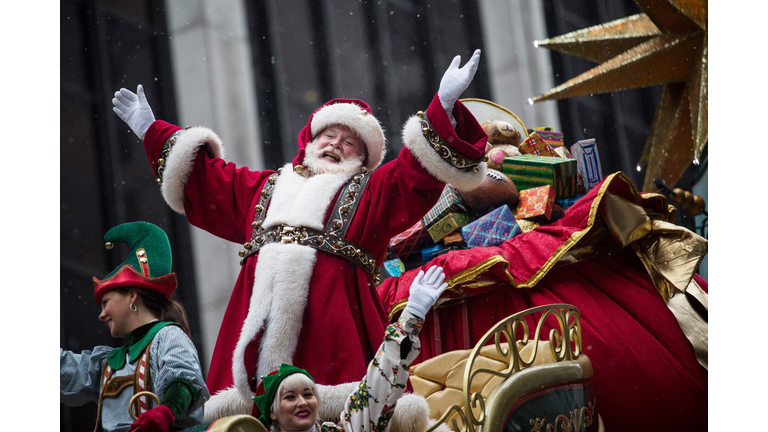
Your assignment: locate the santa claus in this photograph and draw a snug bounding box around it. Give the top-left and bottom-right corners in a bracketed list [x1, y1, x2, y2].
[112, 50, 488, 421]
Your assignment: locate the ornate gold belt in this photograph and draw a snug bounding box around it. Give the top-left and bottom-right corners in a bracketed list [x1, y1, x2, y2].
[239, 169, 381, 283]
[244, 223, 379, 282]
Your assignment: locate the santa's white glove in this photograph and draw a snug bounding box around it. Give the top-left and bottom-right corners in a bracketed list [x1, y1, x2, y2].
[404, 266, 448, 319]
[438, 49, 481, 129]
[112, 84, 156, 140]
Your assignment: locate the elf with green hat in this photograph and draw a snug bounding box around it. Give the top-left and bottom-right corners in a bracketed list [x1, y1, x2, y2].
[61, 221, 210, 432]
[250, 266, 448, 432]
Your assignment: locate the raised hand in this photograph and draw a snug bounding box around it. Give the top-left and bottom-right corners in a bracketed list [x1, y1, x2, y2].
[112, 84, 156, 140]
[404, 266, 449, 319]
[438, 49, 481, 126]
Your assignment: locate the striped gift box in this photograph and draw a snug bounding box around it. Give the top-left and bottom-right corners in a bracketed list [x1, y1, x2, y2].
[570, 139, 604, 192]
[502, 155, 578, 199]
[422, 185, 466, 228]
[515, 185, 556, 220]
[427, 212, 471, 243]
[527, 126, 553, 134]
[461, 205, 522, 247]
[537, 130, 564, 147]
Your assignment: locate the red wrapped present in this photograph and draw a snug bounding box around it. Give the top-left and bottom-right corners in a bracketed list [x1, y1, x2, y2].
[515, 185, 556, 220]
[389, 220, 430, 261]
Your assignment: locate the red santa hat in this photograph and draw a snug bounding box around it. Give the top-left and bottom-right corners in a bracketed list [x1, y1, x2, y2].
[293, 99, 386, 172]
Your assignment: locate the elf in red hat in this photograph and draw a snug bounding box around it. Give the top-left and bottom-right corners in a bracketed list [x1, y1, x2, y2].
[60, 222, 210, 432]
[251, 266, 447, 432]
[112, 50, 488, 420]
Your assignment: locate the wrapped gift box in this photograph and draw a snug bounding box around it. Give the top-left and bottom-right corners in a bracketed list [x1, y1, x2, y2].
[427, 212, 471, 243]
[537, 130, 564, 148]
[527, 126, 553, 134]
[422, 185, 467, 228]
[422, 244, 463, 261]
[502, 155, 578, 199]
[421, 244, 443, 262]
[555, 194, 585, 211]
[519, 132, 560, 158]
[515, 185, 556, 220]
[389, 220, 430, 261]
[382, 258, 405, 278]
[442, 232, 465, 247]
[553, 146, 572, 159]
[570, 139, 604, 192]
[461, 205, 522, 247]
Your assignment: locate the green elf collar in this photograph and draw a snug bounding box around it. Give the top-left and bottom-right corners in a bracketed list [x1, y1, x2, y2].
[107, 321, 179, 370]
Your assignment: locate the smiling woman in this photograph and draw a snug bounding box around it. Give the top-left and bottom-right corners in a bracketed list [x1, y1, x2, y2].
[251, 266, 449, 432]
[60, 222, 209, 432]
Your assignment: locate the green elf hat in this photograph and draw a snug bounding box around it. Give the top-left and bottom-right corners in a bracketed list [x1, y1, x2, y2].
[92, 221, 177, 306]
[252, 364, 315, 427]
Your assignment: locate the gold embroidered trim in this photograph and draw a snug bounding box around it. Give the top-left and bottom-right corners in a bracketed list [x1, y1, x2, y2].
[155, 127, 191, 186]
[418, 112, 483, 173]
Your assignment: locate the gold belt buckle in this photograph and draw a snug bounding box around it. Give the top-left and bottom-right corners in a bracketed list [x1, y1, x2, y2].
[279, 225, 299, 244]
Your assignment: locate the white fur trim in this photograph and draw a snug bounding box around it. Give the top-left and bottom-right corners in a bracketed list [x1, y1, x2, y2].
[232, 164, 356, 400]
[160, 126, 225, 214]
[402, 115, 487, 191]
[316, 382, 359, 423]
[390, 393, 431, 432]
[311, 102, 386, 171]
[203, 387, 253, 421]
[427, 419, 454, 432]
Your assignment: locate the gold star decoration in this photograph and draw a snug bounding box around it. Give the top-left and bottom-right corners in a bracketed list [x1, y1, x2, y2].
[529, 0, 707, 192]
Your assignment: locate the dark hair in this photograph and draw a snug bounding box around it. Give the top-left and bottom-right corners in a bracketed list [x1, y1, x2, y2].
[115, 288, 192, 337]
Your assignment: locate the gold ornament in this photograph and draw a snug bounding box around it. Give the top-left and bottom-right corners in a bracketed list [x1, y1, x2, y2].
[529, 0, 707, 192]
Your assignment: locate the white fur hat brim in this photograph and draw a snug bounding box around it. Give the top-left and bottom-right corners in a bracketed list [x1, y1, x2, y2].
[310, 102, 386, 171]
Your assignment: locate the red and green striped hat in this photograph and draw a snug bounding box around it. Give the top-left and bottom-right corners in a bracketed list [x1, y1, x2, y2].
[92, 222, 177, 305]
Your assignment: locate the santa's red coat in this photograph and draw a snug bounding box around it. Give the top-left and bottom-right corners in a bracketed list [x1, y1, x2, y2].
[142, 94, 488, 402]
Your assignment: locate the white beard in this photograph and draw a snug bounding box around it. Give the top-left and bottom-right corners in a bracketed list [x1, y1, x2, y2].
[303, 142, 364, 176]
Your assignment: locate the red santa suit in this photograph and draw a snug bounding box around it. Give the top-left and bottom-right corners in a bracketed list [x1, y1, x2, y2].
[141, 95, 487, 416]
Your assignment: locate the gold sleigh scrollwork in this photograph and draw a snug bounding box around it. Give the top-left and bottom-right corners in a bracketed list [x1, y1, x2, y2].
[425, 304, 582, 432]
[528, 400, 596, 432]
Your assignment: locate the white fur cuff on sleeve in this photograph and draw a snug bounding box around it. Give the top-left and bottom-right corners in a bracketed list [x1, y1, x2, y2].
[402, 116, 486, 191]
[160, 126, 226, 214]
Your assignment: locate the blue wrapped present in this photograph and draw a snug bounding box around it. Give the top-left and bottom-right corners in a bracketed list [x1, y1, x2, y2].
[421, 244, 443, 262]
[382, 258, 405, 278]
[461, 205, 522, 248]
[555, 194, 585, 211]
[570, 139, 603, 192]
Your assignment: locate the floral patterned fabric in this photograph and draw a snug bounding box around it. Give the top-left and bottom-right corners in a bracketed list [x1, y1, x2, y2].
[321, 315, 422, 432]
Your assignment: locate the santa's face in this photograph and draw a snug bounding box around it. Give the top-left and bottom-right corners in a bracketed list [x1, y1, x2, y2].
[304, 125, 366, 175]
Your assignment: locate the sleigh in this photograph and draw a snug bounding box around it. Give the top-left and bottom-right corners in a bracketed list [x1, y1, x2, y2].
[154, 304, 600, 432]
[411, 304, 604, 432]
[377, 170, 708, 431]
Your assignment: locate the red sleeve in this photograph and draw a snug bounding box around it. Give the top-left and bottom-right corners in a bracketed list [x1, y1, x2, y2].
[425, 93, 487, 160]
[143, 120, 272, 244]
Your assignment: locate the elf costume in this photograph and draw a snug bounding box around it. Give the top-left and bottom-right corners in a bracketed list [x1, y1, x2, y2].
[60, 222, 210, 432]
